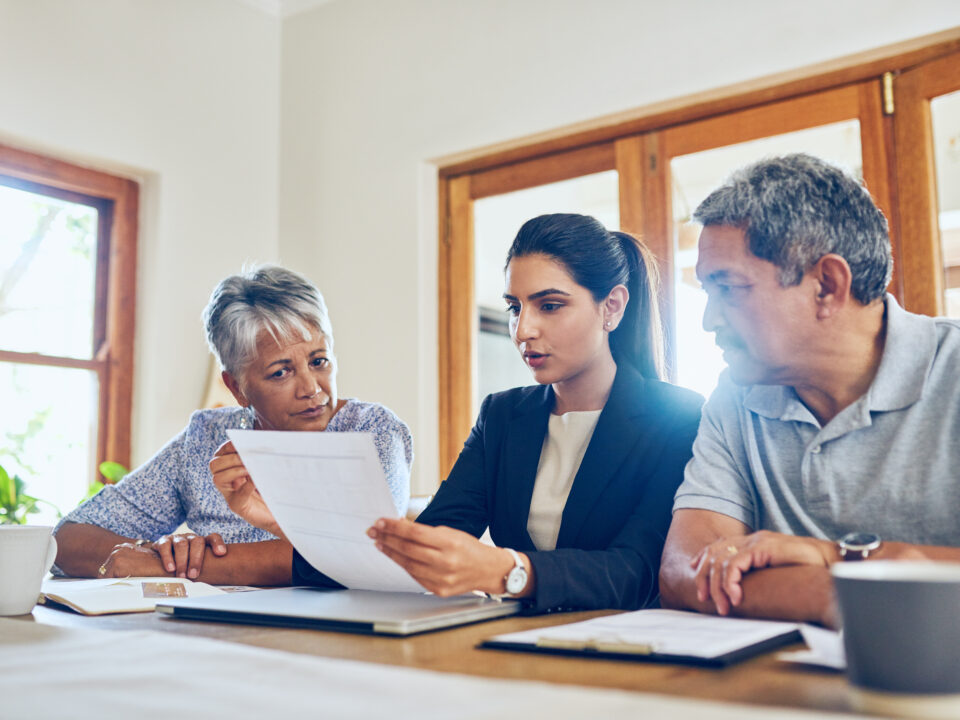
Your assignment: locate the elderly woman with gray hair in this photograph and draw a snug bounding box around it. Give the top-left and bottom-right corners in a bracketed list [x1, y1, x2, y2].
[53, 265, 412, 584]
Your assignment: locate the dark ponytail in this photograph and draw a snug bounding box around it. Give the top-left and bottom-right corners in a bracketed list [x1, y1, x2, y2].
[505, 214, 665, 381]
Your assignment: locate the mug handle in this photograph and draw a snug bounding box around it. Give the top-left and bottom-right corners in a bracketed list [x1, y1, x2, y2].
[43, 535, 58, 575]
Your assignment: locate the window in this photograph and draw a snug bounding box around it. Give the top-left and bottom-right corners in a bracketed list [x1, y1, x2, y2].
[0, 144, 137, 522]
[474, 170, 619, 411]
[437, 33, 960, 479]
[895, 51, 960, 316]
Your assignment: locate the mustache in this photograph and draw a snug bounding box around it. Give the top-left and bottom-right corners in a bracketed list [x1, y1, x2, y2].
[715, 332, 746, 351]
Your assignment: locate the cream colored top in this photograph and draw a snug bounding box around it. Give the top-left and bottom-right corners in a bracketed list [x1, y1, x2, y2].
[527, 409, 603, 551]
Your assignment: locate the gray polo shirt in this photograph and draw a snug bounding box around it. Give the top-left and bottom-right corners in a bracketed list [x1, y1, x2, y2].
[674, 295, 960, 545]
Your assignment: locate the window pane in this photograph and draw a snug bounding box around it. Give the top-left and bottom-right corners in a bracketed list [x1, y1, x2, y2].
[670, 121, 863, 398]
[473, 171, 619, 409]
[0, 183, 99, 359]
[930, 90, 960, 318]
[0, 362, 99, 524]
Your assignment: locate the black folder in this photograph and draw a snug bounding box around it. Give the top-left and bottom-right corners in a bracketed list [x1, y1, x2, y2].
[478, 609, 803, 667]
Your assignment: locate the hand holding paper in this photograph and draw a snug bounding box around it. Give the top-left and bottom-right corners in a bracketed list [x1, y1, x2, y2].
[211, 440, 284, 538]
[368, 518, 519, 597]
[227, 430, 424, 593]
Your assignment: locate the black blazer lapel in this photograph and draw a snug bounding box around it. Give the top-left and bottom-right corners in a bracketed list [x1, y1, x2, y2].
[501, 384, 552, 548]
[555, 365, 653, 548]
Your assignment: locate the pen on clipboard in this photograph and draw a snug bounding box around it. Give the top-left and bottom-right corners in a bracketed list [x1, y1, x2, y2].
[535, 636, 656, 655]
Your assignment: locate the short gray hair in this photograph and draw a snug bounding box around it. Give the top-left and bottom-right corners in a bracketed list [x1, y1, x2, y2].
[202, 265, 334, 376]
[693, 153, 892, 304]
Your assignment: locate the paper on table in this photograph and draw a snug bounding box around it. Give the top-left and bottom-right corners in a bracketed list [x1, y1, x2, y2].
[488, 609, 801, 659]
[228, 430, 424, 593]
[41, 577, 225, 615]
[778, 624, 846, 670]
[1, 618, 861, 720]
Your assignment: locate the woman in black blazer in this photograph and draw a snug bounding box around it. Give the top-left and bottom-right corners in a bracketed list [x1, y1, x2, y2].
[369, 214, 703, 611]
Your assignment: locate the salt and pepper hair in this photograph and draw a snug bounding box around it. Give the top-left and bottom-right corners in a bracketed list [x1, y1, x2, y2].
[693, 153, 892, 305]
[202, 265, 334, 377]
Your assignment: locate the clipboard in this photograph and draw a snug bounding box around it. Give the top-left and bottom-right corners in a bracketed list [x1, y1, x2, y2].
[479, 609, 803, 667]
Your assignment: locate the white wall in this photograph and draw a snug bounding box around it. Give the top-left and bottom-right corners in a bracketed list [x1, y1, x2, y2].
[4, 0, 960, 492]
[0, 0, 280, 465]
[279, 0, 960, 494]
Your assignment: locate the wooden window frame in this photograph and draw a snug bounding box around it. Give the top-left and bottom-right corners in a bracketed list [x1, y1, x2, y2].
[0, 143, 138, 471]
[894, 52, 960, 316]
[437, 29, 960, 478]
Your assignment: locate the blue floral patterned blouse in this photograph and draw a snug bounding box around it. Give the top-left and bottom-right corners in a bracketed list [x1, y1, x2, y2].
[54, 400, 412, 571]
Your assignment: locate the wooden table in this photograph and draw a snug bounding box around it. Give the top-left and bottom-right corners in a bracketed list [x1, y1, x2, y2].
[25, 605, 855, 715]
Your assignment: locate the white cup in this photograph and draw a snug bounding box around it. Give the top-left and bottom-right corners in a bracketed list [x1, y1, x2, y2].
[0, 525, 58, 615]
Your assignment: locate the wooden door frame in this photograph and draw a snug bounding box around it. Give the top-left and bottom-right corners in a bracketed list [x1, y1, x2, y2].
[436, 29, 960, 479]
[438, 145, 618, 475]
[652, 79, 897, 343]
[894, 52, 960, 316]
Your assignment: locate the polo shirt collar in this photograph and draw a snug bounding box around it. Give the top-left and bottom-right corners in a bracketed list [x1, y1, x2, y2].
[743, 383, 811, 423]
[742, 294, 936, 421]
[867, 294, 937, 411]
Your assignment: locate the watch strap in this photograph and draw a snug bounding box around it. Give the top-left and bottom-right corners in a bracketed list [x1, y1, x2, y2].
[492, 547, 527, 599]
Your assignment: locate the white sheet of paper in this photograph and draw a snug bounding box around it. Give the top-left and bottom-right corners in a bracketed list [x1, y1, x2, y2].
[777, 624, 846, 670]
[489, 609, 801, 659]
[1, 618, 859, 720]
[228, 430, 424, 593]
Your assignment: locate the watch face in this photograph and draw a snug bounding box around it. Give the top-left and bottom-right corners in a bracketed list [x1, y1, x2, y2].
[842, 532, 881, 548]
[505, 566, 528, 595]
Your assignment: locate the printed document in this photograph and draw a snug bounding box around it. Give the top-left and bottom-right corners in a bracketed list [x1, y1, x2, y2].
[228, 430, 424, 593]
[778, 624, 846, 670]
[488, 609, 801, 660]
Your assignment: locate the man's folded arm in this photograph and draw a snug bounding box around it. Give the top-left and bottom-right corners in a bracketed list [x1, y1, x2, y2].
[659, 509, 836, 626]
[659, 508, 747, 613]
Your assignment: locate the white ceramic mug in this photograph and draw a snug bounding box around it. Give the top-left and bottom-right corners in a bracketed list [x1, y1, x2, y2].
[0, 525, 58, 615]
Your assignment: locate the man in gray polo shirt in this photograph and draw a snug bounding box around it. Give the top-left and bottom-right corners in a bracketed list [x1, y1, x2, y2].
[659, 154, 960, 626]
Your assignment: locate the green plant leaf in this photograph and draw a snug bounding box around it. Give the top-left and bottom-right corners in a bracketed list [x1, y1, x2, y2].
[98, 461, 129, 484]
[83, 481, 106, 502]
[0, 464, 12, 509]
[0, 469, 61, 523]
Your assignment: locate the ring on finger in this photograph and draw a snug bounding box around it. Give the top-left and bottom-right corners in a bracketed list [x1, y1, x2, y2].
[726, 545, 738, 554]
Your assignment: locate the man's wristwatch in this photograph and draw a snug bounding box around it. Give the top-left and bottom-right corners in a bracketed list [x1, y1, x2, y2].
[502, 547, 528, 596]
[837, 532, 882, 561]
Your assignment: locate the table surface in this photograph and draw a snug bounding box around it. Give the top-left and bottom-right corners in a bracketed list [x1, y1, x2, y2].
[24, 603, 855, 715]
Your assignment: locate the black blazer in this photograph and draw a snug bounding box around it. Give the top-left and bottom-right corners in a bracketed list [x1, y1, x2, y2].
[418, 363, 702, 612]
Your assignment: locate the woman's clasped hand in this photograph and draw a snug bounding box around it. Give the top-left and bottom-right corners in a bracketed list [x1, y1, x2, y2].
[96, 532, 227, 579]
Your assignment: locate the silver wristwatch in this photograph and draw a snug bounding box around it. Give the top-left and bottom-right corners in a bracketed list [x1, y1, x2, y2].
[837, 532, 882, 561]
[502, 547, 528, 596]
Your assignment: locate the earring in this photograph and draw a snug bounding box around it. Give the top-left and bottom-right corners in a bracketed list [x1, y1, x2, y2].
[605, 320, 612, 329]
[238, 407, 253, 429]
